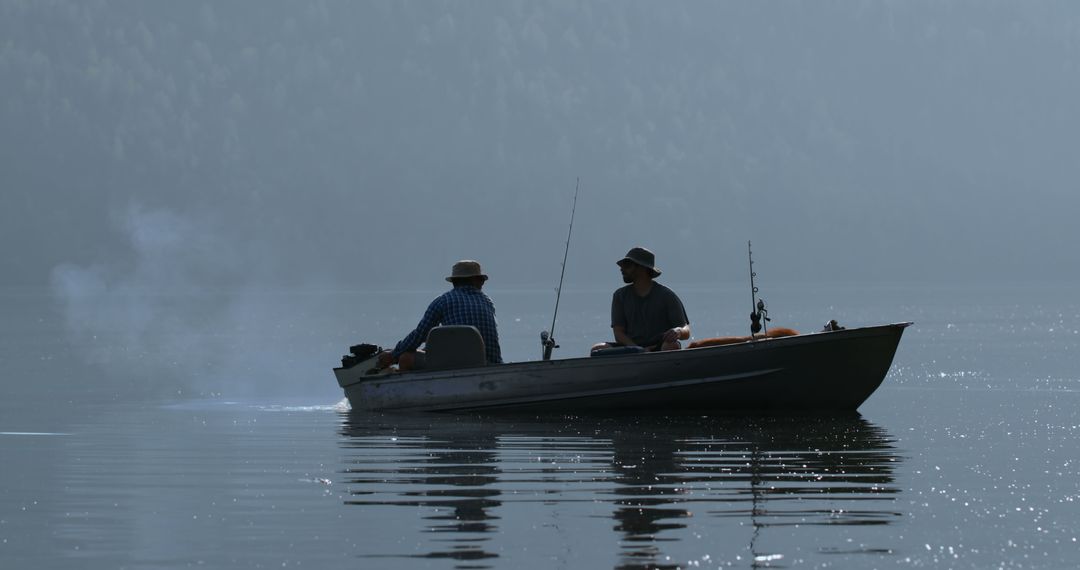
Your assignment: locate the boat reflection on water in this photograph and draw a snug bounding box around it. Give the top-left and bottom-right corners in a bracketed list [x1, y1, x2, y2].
[606, 415, 901, 569]
[339, 416, 503, 564]
[339, 413, 902, 569]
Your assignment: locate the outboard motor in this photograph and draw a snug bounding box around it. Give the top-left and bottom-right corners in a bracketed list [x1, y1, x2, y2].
[341, 343, 382, 369]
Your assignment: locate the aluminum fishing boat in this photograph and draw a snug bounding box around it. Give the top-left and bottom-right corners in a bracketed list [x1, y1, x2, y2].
[333, 322, 911, 413]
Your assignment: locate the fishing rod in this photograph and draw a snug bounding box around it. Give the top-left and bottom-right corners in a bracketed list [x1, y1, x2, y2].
[541, 178, 579, 361]
[748, 240, 769, 337]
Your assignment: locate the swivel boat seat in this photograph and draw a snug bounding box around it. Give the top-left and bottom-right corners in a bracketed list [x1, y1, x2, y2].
[424, 325, 487, 371]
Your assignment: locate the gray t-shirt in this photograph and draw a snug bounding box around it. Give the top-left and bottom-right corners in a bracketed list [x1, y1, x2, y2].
[610, 282, 690, 347]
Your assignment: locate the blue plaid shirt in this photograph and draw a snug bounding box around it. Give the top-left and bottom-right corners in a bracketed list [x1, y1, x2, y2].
[392, 285, 502, 364]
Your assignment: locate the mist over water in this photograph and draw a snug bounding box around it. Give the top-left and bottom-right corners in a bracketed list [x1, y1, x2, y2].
[46, 204, 311, 398]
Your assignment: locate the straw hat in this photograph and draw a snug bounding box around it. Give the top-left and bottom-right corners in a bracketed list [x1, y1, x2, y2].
[445, 260, 489, 282]
[617, 247, 661, 277]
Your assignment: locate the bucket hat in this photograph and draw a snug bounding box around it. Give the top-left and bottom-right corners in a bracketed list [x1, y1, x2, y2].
[617, 247, 661, 277]
[446, 260, 489, 282]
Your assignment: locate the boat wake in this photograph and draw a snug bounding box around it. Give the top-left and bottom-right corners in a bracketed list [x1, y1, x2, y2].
[0, 431, 72, 436]
[256, 399, 350, 413]
[162, 399, 350, 412]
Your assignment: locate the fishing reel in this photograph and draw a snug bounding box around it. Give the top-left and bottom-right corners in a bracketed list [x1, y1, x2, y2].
[750, 299, 770, 335]
[747, 241, 770, 336]
[540, 330, 558, 361]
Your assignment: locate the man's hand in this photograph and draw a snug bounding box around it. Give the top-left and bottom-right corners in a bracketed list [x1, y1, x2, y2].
[662, 328, 680, 344]
[376, 350, 394, 369]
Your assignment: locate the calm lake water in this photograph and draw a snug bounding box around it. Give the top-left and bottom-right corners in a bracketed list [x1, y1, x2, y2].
[2, 282, 1078, 569]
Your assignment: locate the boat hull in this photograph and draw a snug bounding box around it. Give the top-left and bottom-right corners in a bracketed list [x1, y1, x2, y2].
[334, 323, 911, 413]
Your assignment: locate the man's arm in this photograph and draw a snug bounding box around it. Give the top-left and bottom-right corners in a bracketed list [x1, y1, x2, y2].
[482, 295, 502, 364]
[612, 325, 637, 347]
[661, 287, 691, 345]
[661, 324, 690, 344]
[610, 289, 636, 346]
[390, 297, 444, 360]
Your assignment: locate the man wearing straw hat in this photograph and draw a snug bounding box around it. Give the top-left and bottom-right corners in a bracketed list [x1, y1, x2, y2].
[377, 260, 503, 370]
[592, 247, 690, 353]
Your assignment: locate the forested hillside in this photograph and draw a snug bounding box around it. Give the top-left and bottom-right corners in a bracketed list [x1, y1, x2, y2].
[3, 1, 1079, 289]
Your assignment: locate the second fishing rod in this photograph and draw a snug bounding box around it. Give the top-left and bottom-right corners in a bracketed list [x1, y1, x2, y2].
[540, 178, 579, 361]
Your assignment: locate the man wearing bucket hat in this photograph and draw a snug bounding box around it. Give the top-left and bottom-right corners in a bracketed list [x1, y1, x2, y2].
[592, 246, 690, 353]
[377, 260, 502, 370]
